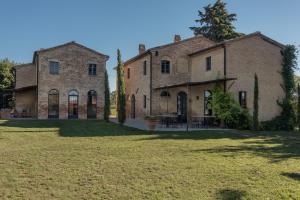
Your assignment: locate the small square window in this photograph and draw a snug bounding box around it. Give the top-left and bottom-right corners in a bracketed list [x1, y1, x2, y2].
[206, 56, 211, 71]
[88, 64, 97, 75]
[49, 61, 59, 75]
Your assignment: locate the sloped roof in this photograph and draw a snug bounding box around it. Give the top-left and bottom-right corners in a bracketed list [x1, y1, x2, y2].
[189, 32, 286, 57]
[33, 41, 109, 63]
[123, 35, 215, 66]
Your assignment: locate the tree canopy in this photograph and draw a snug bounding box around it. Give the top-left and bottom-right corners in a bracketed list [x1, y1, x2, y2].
[116, 49, 126, 124]
[0, 58, 15, 90]
[190, 0, 242, 42]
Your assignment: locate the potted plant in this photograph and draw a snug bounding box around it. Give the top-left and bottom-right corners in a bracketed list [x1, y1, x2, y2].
[144, 115, 159, 131]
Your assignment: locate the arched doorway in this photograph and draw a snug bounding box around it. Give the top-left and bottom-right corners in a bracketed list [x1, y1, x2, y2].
[68, 90, 79, 119]
[48, 89, 59, 119]
[177, 91, 187, 122]
[131, 94, 135, 119]
[87, 90, 97, 119]
[204, 90, 213, 116]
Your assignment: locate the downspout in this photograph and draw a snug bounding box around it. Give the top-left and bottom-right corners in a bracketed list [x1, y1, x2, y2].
[36, 54, 39, 119]
[149, 51, 153, 116]
[223, 45, 227, 92]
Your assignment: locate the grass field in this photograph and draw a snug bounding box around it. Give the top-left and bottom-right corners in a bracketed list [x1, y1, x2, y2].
[0, 120, 300, 199]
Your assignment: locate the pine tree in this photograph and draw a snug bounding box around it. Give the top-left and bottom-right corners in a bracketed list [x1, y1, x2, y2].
[116, 49, 126, 124]
[253, 73, 259, 130]
[104, 70, 110, 122]
[190, 0, 242, 42]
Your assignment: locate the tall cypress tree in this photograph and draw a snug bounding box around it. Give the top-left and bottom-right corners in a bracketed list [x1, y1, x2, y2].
[190, 0, 242, 42]
[116, 49, 126, 124]
[297, 84, 300, 131]
[253, 73, 259, 130]
[104, 70, 110, 122]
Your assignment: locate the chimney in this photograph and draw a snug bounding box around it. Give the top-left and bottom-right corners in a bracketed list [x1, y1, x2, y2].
[139, 44, 146, 54]
[174, 35, 181, 43]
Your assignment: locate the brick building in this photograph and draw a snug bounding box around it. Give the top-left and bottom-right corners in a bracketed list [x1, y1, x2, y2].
[14, 41, 109, 119]
[122, 32, 285, 123]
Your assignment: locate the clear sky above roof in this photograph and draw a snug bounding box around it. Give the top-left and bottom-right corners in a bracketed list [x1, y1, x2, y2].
[1, 0, 299, 90]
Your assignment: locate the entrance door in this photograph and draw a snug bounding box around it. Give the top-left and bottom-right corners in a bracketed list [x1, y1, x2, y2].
[177, 91, 187, 122]
[87, 90, 97, 119]
[131, 94, 135, 119]
[68, 90, 79, 119]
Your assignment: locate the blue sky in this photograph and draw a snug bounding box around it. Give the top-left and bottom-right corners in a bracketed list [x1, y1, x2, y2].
[1, 0, 299, 91]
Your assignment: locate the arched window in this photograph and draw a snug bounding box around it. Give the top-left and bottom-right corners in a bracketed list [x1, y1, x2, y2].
[87, 90, 97, 119]
[48, 89, 59, 119]
[204, 90, 212, 116]
[68, 89, 79, 119]
[161, 60, 170, 74]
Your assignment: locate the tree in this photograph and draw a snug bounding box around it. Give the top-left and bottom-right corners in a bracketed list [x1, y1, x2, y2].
[297, 84, 300, 131]
[116, 49, 126, 124]
[190, 0, 242, 42]
[211, 84, 251, 129]
[253, 73, 259, 130]
[104, 69, 110, 122]
[0, 58, 15, 90]
[276, 45, 298, 130]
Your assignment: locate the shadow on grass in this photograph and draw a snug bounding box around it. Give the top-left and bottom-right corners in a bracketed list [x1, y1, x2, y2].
[192, 133, 300, 162]
[217, 189, 246, 200]
[281, 172, 300, 181]
[0, 120, 146, 137]
[1, 120, 300, 162]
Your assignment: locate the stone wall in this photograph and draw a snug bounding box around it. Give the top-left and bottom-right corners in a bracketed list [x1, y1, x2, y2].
[15, 89, 37, 117]
[37, 43, 108, 119]
[15, 64, 37, 89]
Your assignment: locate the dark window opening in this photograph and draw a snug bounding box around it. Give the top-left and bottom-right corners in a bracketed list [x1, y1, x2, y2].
[155, 51, 159, 56]
[143, 61, 147, 75]
[127, 68, 130, 79]
[143, 95, 146, 108]
[160, 91, 170, 97]
[88, 64, 97, 75]
[206, 56, 211, 71]
[68, 90, 79, 119]
[48, 89, 59, 119]
[49, 61, 59, 74]
[161, 60, 170, 74]
[239, 91, 247, 108]
[87, 90, 97, 118]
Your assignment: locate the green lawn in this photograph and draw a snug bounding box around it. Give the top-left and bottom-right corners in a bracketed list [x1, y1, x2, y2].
[0, 120, 300, 199]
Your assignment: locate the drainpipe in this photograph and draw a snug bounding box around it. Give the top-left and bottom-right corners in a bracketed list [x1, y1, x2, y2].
[223, 45, 227, 92]
[150, 51, 153, 116]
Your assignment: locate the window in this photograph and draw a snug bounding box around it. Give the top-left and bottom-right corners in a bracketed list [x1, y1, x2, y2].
[88, 64, 97, 75]
[206, 56, 211, 71]
[204, 90, 212, 116]
[48, 89, 59, 119]
[143, 95, 147, 108]
[161, 60, 170, 74]
[155, 51, 159, 56]
[127, 68, 130, 79]
[143, 61, 147, 75]
[49, 61, 59, 74]
[68, 90, 79, 119]
[239, 91, 247, 108]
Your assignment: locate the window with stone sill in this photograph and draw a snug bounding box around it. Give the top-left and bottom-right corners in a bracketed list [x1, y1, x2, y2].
[88, 64, 97, 75]
[49, 61, 59, 75]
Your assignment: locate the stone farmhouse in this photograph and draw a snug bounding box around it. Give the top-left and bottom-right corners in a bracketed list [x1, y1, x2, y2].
[14, 42, 109, 119]
[122, 32, 285, 124]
